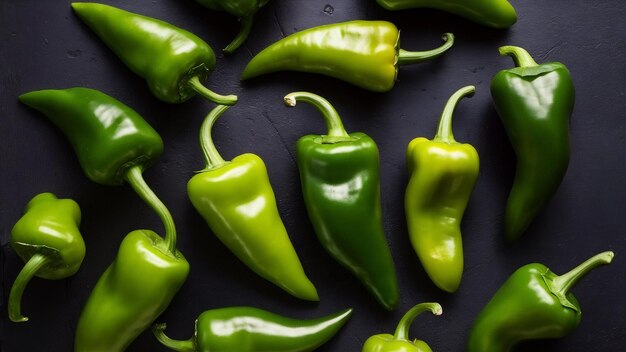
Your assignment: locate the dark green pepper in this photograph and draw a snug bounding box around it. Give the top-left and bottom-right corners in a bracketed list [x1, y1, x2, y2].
[284, 92, 399, 310]
[491, 46, 575, 241]
[152, 307, 353, 351]
[467, 251, 614, 351]
[242, 21, 453, 92]
[72, 2, 237, 105]
[8, 193, 85, 323]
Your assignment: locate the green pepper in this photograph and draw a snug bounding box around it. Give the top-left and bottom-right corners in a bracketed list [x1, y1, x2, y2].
[491, 46, 575, 241]
[405, 86, 479, 293]
[241, 21, 454, 92]
[71, 2, 237, 105]
[195, 0, 270, 53]
[187, 105, 318, 301]
[152, 307, 353, 351]
[376, 0, 517, 29]
[362, 302, 442, 352]
[284, 92, 399, 310]
[8, 193, 85, 323]
[467, 251, 614, 352]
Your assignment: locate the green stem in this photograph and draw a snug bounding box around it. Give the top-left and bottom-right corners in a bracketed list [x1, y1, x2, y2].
[199, 105, 230, 170]
[433, 85, 475, 143]
[125, 166, 177, 253]
[552, 251, 614, 296]
[397, 33, 454, 66]
[152, 323, 196, 352]
[499, 46, 538, 67]
[284, 92, 351, 143]
[8, 253, 51, 322]
[393, 302, 442, 340]
[188, 76, 238, 105]
[223, 16, 254, 54]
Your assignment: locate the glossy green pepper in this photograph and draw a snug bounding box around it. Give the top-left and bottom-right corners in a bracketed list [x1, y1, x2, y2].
[491, 46, 575, 241]
[152, 307, 353, 351]
[468, 251, 614, 352]
[241, 21, 454, 92]
[187, 105, 318, 301]
[8, 193, 85, 323]
[72, 2, 237, 105]
[284, 92, 399, 310]
[362, 302, 442, 352]
[405, 86, 479, 293]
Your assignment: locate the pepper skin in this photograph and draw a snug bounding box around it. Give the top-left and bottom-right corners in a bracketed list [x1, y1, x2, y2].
[241, 21, 454, 92]
[405, 86, 479, 293]
[284, 92, 399, 310]
[152, 307, 352, 351]
[467, 251, 614, 352]
[491, 46, 575, 241]
[8, 193, 85, 323]
[187, 105, 318, 301]
[376, 0, 517, 29]
[362, 302, 442, 352]
[71, 2, 237, 105]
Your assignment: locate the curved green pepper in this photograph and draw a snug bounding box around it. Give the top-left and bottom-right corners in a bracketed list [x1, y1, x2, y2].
[152, 307, 352, 351]
[491, 46, 575, 241]
[8, 193, 85, 323]
[405, 86, 479, 293]
[241, 21, 454, 92]
[284, 92, 399, 310]
[362, 302, 442, 352]
[467, 251, 614, 352]
[71, 2, 237, 105]
[187, 105, 318, 301]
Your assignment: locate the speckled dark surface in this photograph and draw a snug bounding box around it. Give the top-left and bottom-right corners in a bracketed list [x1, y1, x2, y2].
[1, 1, 625, 351]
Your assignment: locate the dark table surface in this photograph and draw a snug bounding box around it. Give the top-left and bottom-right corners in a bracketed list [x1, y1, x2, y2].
[2, 1, 625, 351]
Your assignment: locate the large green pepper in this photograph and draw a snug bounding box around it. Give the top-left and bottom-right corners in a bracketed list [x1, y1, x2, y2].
[152, 307, 352, 351]
[8, 193, 85, 323]
[491, 46, 575, 241]
[187, 105, 318, 301]
[467, 251, 614, 351]
[241, 21, 453, 92]
[405, 86, 479, 293]
[71, 2, 237, 105]
[284, 92, 399, 310]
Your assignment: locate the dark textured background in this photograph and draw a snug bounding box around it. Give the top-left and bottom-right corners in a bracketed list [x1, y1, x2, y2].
[1, 1, 625, 351]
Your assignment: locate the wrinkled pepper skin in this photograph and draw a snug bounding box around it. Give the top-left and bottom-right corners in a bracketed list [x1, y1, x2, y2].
[491, 46, 575, 241]
[152, 307, 353, 351]
[285, 92, 399, 310]
[405, 86, 479, 293]
[376, 0, 517, 29]
[8, 193, 85, 322]
[468, 251, 614, 352]
[242, 21, 453, 92]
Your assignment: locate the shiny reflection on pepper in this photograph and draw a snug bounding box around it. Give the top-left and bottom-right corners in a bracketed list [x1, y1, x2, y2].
[510, 72, 558, 119]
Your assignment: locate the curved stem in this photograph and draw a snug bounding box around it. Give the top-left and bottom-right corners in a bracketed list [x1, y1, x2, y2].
[8, 253, 51, 322]
[393, 302, 443, 340]
[552, 251, 614, 296]
[199, 105, 230, 170]
[223, 16, 254, 54]
[125, 166, 177, 253]
[188, 76, 238, 105]
[152, 323, 196, 352]
[284, 92, 351, 143]
[397, 33, 454, 66]
[433, 85, 475, 143]
[499, 46, 538, 68]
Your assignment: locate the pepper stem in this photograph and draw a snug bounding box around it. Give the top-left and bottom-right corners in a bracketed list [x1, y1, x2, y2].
[223, 16, 254, 54]
[499, 46, 538, 67]
[8, 253, 51, 322]
[199, 105, 230, 170]
[152, 323, 196, 352]
[188, 76, 238, 105]
[284, 92, 351, 143]
[125, 166, 177, 253]
[393, 302, 443, 340]
[552, 251, 614, 297]
[397, 33, 454, 66]
[433, 85, 475, 143]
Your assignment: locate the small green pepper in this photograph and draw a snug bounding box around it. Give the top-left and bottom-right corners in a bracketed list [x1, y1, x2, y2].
[8, 193, 85, 323]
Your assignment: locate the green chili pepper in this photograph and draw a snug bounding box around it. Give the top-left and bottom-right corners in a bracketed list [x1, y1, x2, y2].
[195, 0, 270, 54]
[491, 46, 575, 241]
[152, 307, 352, 351]
[467, 251, 614, 352]
[8, 193, 85, 323]
[405, 86, 479, 293]
[241, 21, 454, 92]
[376, 0, 517, 29]
[187, 105, 318, 301]
[71, 2, 237, 105]
[362, 302, 442, 352]
[284, 92, 399, 310]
